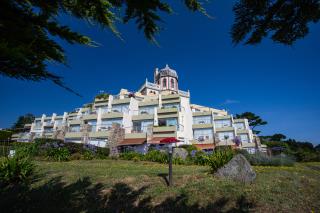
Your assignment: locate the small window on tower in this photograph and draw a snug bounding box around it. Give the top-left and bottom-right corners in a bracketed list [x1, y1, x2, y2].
[163, 78, 167, 88]
[171, 79, 175, 89]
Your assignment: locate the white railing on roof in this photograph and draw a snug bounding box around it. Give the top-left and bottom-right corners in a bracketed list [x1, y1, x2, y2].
[178, 90, 189, 97]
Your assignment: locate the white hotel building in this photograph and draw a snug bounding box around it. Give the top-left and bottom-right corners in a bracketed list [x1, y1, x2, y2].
[15, 65, 262, 153]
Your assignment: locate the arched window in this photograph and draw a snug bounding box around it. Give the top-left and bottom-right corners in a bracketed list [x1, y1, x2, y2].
[171, 79, 175, 89]
[162, 78, 167, 88]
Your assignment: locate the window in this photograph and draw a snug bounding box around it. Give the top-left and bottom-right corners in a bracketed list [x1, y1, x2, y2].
[162, 78, 167, 88]
[171, 79, 175, 89]
[214, 119, 232, 128]
[112, 104, 129, 113]
[133, 120, 154, 133]
[158, 118, 178, 128]
[139, 106, 156, 115]
[194, 129, 213, 141]
[86, 120, 97, 132]
[193, 116, 212, 124]
[70, 125, 80, 132]
[55, 119, 63, 126]
[234, 122, 245, 130]
[162, 103, 180, 109]
[100, 119, 122, 130]
[97, 106, 108, 114]
[217, 132, 234, 141]
[239, 134, 249, 143]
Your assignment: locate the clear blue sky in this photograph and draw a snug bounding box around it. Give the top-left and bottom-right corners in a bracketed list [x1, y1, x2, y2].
[0, 1, 319, 144]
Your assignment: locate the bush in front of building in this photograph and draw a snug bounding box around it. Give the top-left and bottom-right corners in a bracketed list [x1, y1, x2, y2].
[207, 148, 234, 172]
[83, 150, 94, 160]
[45, 147, 70, 162]
[0, 155, 34, 185]
[144, 150, 168, 164]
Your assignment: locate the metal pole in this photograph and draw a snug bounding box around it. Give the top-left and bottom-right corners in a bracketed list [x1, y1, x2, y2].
[168, 151, 173, 187]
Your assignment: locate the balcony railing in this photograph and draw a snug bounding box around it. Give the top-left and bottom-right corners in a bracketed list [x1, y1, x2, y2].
[178, 90, 189, 97]
[194, 135, 212, 142]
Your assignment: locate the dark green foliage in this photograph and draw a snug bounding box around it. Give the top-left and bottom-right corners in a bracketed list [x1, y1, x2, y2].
[0, 0, 204, 94]
[235, 112, 267, 134]
[120, 152, 144, 161]
[0, 130, 13, 140]
[144, 150, 168, 164]
[95, 93, 109, 100]
[231, 0, 320, 45]
[45, 147, 70, 162]
[96, 147, 110, 159]
[262, 138, 320, 162]
[83, 150, 94, 160]
[12, 114, 35, 130]
[243, 152, 295, 167]
[193, 151, 211, 166]
[208, 148, 234, 172]
[0, 156, 34, 185]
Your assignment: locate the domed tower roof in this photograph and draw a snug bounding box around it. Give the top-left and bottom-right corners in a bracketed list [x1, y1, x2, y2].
[158, 64, 178, 79]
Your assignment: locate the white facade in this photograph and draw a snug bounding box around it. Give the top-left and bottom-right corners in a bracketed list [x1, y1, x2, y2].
[23, 65, 259, 152]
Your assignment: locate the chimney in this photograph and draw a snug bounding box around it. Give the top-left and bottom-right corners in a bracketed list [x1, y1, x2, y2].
[154, 68, 159, 83]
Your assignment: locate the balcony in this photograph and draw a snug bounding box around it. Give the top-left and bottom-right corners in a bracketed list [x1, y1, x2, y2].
[153, 126, 176, 133]
[132, 114, 154, 121]
[161, 94, 180, 100]
[89, 131, 109, 138]
[112, 98, 131, 105]
[192, 123, 213, 129]
[82, 113, 98, 120]
[101, 112, 123, 119]
[215, 126, 235, 132]
[193, 111, 212, 117]
[158, 107, 178, 114]
[138, 100, 159, 107]
[65, 132, 82, 138]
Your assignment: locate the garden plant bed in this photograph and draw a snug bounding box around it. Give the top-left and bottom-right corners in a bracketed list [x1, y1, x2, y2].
[1, 160, 319, 212]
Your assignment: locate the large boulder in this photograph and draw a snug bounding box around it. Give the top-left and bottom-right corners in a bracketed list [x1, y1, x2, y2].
[215, 154, 256, 183]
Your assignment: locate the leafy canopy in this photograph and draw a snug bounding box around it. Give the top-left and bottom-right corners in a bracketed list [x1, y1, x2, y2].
[235, 112, 267, 134]
[12, 113, 35, 130]
[231, 0, 320, 45]
[0, 0, 206, 95]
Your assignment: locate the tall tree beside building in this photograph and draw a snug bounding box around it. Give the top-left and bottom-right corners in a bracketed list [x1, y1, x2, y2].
[12, 113, 35, 130]
[235, 112, 267, 134]
[231, 0, 320, 45]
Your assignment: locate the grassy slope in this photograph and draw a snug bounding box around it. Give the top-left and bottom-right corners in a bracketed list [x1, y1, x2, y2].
[1, 160, 320, 212]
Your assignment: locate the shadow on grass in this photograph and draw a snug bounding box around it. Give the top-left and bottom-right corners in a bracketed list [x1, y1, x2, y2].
[0, 176, 255, 213]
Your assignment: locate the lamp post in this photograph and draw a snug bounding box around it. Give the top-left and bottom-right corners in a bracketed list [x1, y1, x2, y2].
[224, 135, 229, 146]
[160, 137, 179, 187]
[168, 143, 173, 186]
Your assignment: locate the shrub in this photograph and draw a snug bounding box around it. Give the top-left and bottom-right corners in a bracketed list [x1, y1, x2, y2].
[208, 148, 234, 172]
[14, 143, 40, 158]
[69, 153, 82, 161]
[172, 157, 185, 165]
[83, 150, 94, 160]
[144, 150, 168, 164]
[0, 156, 34, 184]
[193, 151, 210, 166]
[244, 152, 295, 166]
[64, 142, 85, 154]
[120, 152, 143, 160]
[96, 147, 110, 159]
[46, 147, 70, 162]
[180, 144, 198, 157]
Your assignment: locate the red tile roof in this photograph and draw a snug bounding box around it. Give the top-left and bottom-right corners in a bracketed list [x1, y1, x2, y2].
[118, 138, 146, 146]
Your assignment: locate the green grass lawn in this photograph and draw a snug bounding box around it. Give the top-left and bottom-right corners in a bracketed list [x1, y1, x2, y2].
[1, 159, 320, 212]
